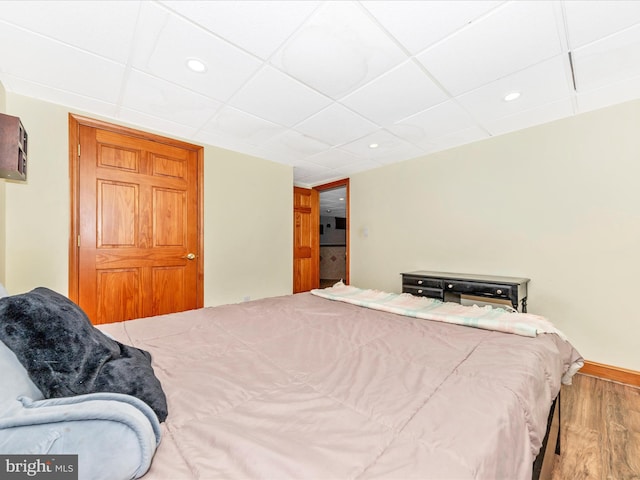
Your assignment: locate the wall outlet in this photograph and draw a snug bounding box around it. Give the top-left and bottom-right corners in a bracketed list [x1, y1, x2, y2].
[242, 295, 251, 302]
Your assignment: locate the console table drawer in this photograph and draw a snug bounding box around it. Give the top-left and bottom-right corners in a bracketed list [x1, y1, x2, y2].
[402, 275, 443, 289]
[444, 281, 514, 299]
[401, 271, 529, 312]
[403, 285, 443, 299]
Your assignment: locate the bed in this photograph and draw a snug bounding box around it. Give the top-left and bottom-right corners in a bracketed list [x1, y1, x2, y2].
[1, 283, 583, 480]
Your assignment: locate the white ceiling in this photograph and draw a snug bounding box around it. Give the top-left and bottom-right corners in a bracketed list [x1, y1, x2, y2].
[1, 1, 640, 186]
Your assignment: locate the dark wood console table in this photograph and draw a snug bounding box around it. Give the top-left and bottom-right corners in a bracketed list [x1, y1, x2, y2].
[401, 271, 530, 312]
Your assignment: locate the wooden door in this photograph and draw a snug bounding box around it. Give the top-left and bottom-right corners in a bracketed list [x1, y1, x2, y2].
[293, 186, 319, 293]
[69, 115, 203, 324]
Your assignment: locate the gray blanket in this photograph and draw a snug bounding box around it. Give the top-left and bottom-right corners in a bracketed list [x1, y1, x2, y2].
[0, 287, 167, 422]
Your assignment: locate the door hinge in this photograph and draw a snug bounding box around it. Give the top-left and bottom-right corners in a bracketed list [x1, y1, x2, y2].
[77, 235, 81, 247]
[77, 144, 81, 157]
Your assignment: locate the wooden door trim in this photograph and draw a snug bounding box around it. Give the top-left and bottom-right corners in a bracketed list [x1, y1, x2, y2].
[313, 178, 350, 285]
[68, 114, 204, 309]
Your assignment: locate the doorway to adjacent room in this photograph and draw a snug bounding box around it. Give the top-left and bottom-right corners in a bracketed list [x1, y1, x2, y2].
[315, 179, 349, 288]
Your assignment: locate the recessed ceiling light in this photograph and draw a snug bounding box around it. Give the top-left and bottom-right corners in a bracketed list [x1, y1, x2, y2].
[503, 91, 521, 102]
[369, 143, 379, 149]
[339, 197, 344, 201]
[186, 58, 207, 73]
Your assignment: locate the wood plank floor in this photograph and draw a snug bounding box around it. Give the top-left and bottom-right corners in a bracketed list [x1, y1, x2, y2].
[552, 373, 640, 479]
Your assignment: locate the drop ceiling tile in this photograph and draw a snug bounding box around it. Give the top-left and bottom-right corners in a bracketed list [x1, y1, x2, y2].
[361, 0, 503, 55]
[0, 21, 125, 103]
[161, 1, 319, 60]
[122, 69, 223, 127]
[132, 2, 263, 102]
[389, 100, 477, 148]
[455, 55, 573, 124]
[572, 23, 640, 93]
[0, 1, 140, 63]
[416, 1, 563, 95]
[271, 1, 406, 98]
[333, 159, 383, 176]
[118, 107, 198, 141]
[564, 0, 640, 49]
[261, 130, 331, 164]
[192, 130, 243, 153]
[306, 148, 364, 170]
[200, 106, 285, 145]
[576, 73, 640, 114]
[228, 65, 332, 127]
[294, 104, 379, 146]
[1, 0, 639, 188]
[340, 60, 449, 125]
[484, 97, 574, 136]
[429, 126, 490, 153]
[193, 129, 270, 159]
[0, 74, 120, 118]
[293, 161, 335, 184]
[339, 129, 424, 164]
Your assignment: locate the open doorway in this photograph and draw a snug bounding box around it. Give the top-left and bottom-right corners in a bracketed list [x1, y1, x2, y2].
[315, 179, 349, 288]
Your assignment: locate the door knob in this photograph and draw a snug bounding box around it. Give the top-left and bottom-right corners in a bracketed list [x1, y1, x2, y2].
[183, 253, 196, 260]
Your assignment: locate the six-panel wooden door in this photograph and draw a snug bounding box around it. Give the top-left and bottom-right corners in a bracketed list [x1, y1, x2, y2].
[293, 186, 319, 293]
[71, 116, 202, 324]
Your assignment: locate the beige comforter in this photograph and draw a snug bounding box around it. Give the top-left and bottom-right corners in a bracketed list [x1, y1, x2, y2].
[99, 292, 582, 480]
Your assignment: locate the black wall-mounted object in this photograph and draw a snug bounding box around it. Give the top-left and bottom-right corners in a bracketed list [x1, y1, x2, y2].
[335, 217, 346, 230]
[0, 112, 28, 181]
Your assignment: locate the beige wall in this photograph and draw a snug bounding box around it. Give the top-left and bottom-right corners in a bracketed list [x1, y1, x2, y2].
[5, 96, 69, 293]
[351, 99, 640, 372]
[203, 145, 293, 305]
[3, 93, 293, 305]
